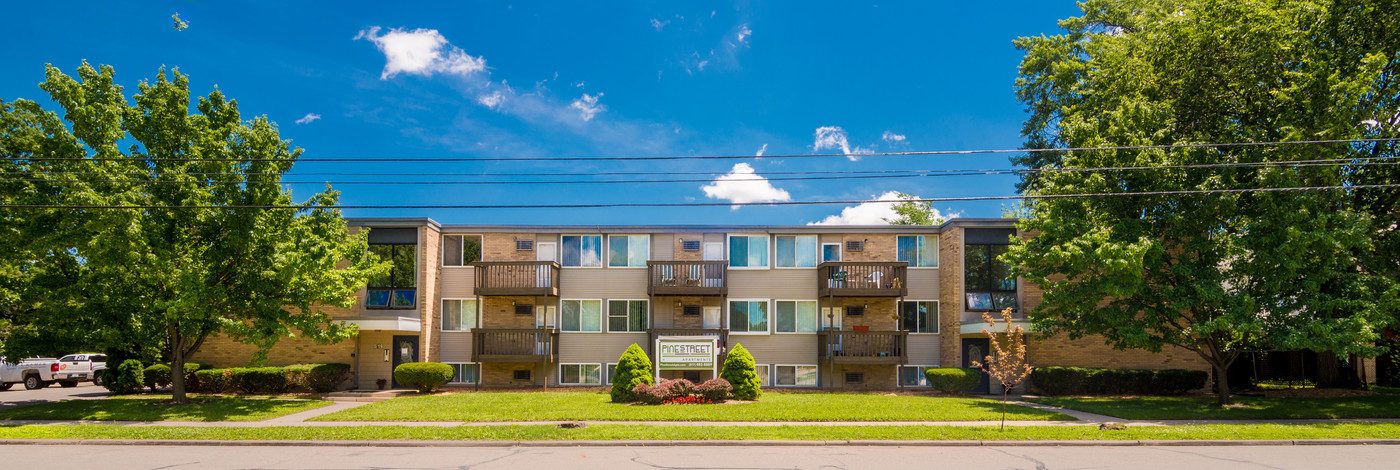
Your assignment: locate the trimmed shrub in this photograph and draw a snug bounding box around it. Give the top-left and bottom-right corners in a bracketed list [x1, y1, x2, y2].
[1151, 369, 1210, 395]
[1030, 366, 1091, 395]
[230, 366, 290, 394]
[632, 378, 724, 405]
[394, 362, 454, 393]
[696, 378, 732, 402]
[632, 382, 669, 405]
[284, 363, 353, 393]
[143, 364, 172, 392]
[1031, 366, 1210, 396]
[1087, 369, 1154, 395]
[720, 344, 762, 400]
[193, 368, 234, 393]
[610, 344, 655, 403]
[104, 359, 145, 395]
[177, 362, 207, 390]
[925, 367, 983, 395]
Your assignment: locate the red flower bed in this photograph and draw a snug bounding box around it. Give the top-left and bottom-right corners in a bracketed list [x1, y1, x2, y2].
[661, 395, 714, 405]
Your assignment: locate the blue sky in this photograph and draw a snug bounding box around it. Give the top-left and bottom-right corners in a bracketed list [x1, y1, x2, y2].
[1, 1, 1083, 225]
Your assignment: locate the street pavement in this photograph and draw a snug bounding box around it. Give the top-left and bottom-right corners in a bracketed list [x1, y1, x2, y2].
[0, 381, 108, 410]
[1, 443, 1396, 469]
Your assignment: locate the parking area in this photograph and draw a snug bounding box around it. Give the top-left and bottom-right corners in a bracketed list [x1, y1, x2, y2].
[0, 382, 108, 410]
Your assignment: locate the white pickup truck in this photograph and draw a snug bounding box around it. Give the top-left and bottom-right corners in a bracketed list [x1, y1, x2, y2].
[52, 354, 106, 387]
[0, 357, 61, 390]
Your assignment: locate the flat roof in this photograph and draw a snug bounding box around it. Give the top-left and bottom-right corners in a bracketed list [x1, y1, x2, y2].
[345, 217, 1017, 233]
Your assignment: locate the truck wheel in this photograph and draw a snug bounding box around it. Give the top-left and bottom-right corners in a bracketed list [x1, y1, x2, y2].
[0, 383, 12, 391]
[59, 381, 79, 388]
[24, 374, 42, 390]
[92, 371, 103, 387]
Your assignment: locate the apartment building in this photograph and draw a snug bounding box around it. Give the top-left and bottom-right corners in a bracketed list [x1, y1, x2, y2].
[192, 217, 1209, 392]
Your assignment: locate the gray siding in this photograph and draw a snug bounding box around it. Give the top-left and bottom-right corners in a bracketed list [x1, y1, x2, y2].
[440, 267, 475, 298]
[732, 334, 818, 365]
[906, 269, 940, 299]
[558, 332, 649, 364]
[727, 270, 818, 299]
[559, 268, 649, 298]
[438, 331, 473, 362]
[907, 334, 941, 365]
[652, 233, 673, 261]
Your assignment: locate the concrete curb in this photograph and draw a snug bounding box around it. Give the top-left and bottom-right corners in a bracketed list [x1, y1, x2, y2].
[2, 438, 1398, 447]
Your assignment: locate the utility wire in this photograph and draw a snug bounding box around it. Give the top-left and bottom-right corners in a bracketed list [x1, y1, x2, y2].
[4, 137, 1396, 163]
[4, 184, 1395, 210]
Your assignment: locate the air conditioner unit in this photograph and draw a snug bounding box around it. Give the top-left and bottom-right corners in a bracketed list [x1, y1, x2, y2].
[681, 240, 702, 251]
[845, 240, 864, 252]
[516, 239, 535, 251]
[682, 305, 702, 316]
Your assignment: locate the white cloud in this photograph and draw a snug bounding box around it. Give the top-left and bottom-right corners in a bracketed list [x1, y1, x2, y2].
[294, 113, 322, 125]
[569, 93, 606, 121]
[813, 126, 874, 161]
[650, 18, 669, 31]
[476, 92, 506, 109]
[700, 163, 792, 210]
[881, 130, 906, 143]
[736, 24, 752, 44]
[809, 191, 952, 225]
[755, 144, 768, 157]
[355, 27, 486, 79]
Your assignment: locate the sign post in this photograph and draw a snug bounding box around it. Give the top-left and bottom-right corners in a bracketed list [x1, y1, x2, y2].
[654, 336, 719, 384]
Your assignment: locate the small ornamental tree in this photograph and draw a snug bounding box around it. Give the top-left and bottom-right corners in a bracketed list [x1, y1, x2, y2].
[973, 308, 1034, 431]
[611, 344, 655, 402]
[720, 343, 761, 400]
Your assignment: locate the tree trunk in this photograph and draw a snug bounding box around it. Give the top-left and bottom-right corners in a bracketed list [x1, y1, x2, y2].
[1315, 351, 1343, 388]
[170, 327, 187, 404]
[1213, 362, 1231, 406]
[1001, 389, 1008, 432]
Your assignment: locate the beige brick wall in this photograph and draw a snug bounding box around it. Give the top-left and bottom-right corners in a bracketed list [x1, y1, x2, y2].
[672, 233, 703, 261]
[826, 297, 898, 330]
[189, 333, 355, 368]
[1026, 334, 1210, 371]
[655, 296, 722, 329]
[842, 234, 896, 262]
[421, 226, 441, 362]
[938, 227, 964, 366]
[840, 364, 897, 391]
[483, 362, 546, 387]
[483, 233, 537, 262]
[482, 296, 543, 329]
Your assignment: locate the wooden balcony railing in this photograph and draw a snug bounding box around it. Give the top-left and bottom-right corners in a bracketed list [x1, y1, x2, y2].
[647, 261, 727, 296]
[647, 328, 729, 350]
[471, 261, 560, 296]
[817, 262, 908, 297]
[471, 328, 559, 363]
[816, 330, 908, 364]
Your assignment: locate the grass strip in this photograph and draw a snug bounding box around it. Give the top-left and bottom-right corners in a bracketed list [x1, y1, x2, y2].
[0, 423, 1398, 441]
[1026, 395, 1400, 420]
[0, 397, 329, 422]
[313, 391, 1070, 422]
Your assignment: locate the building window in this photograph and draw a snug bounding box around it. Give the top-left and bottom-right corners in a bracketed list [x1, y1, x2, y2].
[755, 364, 770, 386]
[513, 369, 531, 381]
[900, 301, 938, 333]
[775, 235, 817, 268]
[605, 363, 618, 385]
[775, 365, 818, 387]
[561, 235, 603, 267]
[560, 364, 603, 385]
[728, 235, 769, 268]
[608, 235, 649, 267]
[367, 241, 416, 309]
[965, 244, 1017, 311]
[442, 299, 478, 331]
[822, 243, 842, 263]
[897, 235, 937, 267]
[607, 300, 649, 332]
[775, 300, 818, 333]
[561, 299, 603, 332]
[442, 235, 482, 266]
[900, 366, 936, 387]
[729, 300, 769, 333]
[446, 363, 478, 384]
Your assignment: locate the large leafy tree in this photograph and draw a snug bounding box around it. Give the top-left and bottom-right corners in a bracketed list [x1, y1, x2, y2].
[1007, 0, 1400, 404]
[884, 193, 946, 226]
[0, 62, 385, 402]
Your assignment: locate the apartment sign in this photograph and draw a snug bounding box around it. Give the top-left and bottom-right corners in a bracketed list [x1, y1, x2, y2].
[655, 337, 717, 370]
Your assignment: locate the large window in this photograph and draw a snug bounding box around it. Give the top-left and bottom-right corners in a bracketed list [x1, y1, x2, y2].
[447, 363, 479, 384]
[442, 299, 478, 331]
[367, 243, 416, 309]
[608, 235, 649, 267]
[560, 300, 603, 332]
[562, 235, 603, 267]
[775, 235, 817, 268]
[965, 244, 1017, 311]
[560, 364, 603, 385]
[775, 300, 818, 333]
[900, 366, 936, 387]
[729, 300, 769, 333]
[775, 365, 818, 386]
[608, 300, 648, 332]
[754, 364, 770, 386]
[900, 300, 937, 333]
[897, 235, 937, 267]
[441, 235, 482, 266]
[728, 235, 769, 268]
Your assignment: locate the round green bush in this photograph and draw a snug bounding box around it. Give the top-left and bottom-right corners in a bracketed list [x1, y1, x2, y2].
[143, 364, 172, 391]
[284, 363, 353, 393]
[393, 362, 454, 393]
[924, 367, 983, 395]
[103, 359, 145, 395]
[230, 366, 290, 394]
[610, 344, 654, 402]
[192, 368, 234, 393]
[720, 343, 761, 400]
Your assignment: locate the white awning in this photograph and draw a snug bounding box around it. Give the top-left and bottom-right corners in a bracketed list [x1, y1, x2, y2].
[341, 316, 421, 332]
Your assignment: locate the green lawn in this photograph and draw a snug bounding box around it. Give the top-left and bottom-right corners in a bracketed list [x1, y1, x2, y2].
[312, 391, 1071, 422]
[0, 423, 1396, 441]
[0, 397, 329, 422]
[1027, 395, 1400, 420]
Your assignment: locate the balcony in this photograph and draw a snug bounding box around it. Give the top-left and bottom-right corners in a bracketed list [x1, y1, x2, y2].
[648, 328, 729, 350]
[471, 261, 560, 296]
[647, 261, 727, 296]
[817, 262, 908, 297]
[817, 330, 908, 364]
[471, 328, 559, 363]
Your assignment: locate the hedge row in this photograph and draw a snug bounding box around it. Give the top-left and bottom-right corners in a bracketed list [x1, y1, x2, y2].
[184, 363, 352, 394]
[1030, 366, 1207, 396]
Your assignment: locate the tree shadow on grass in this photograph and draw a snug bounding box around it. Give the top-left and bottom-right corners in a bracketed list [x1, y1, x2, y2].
[0, 397, 323, 421]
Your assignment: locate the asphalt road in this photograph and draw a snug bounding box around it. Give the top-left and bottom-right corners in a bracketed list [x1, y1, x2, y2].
[0, 444, 1396, 470]
[0, 381, 108, 410]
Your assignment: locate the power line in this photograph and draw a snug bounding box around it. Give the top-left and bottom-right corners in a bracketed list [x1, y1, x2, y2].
[4, 184, 1395, 210]
[4, 137, 1396, 163]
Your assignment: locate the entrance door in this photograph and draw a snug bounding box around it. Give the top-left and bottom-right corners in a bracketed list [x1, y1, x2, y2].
[702, 306, 721, 329]
[391, 335, 420, 389]
[962, 338, 991, 394]
[536, 242, 556, 288]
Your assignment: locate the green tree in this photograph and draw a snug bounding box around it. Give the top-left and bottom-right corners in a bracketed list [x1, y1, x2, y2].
[1008, 0, 1399, 404]
[0, 62, 385, 402]
[720, 343, 761, 400]
[610, 343, 654, 402]
[883, 193, 945, 225]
